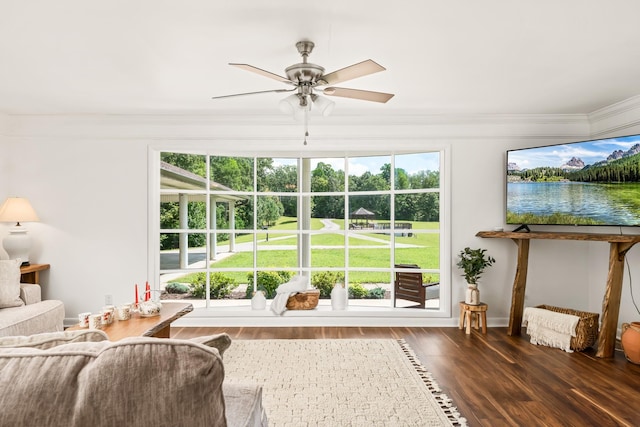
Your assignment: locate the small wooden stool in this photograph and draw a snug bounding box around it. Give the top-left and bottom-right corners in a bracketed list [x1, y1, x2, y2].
[459, 301, 488, 334]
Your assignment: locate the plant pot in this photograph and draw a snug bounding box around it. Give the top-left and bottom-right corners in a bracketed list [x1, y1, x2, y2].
[465, 284, 480, 305]
[621, 322, 640, 364]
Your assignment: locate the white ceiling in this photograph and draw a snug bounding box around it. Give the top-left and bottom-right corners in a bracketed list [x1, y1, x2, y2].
[1, 0, 640, 116]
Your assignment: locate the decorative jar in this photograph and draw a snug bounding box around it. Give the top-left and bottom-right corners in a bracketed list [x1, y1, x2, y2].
[251, 290, 267, 310]
[331, 282, 348, 310]
[621, 321, 640, 364]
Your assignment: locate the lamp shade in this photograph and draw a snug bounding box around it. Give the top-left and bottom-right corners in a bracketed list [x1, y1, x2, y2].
[311, 94, 335, 117]
[0, 198, 39, 265]
[278, 94, 300, 115]
[0, 197, 40, 224]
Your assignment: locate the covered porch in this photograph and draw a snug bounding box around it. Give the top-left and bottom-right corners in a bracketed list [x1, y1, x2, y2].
[160, 161, 250, 268]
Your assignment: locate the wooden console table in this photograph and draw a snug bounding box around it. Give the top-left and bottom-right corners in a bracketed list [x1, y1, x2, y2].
[476, 230, 640, 358]
[20, 263, 50, 284]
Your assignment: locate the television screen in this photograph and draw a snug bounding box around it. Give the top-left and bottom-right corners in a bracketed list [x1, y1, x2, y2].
[506, 134, 640, 227]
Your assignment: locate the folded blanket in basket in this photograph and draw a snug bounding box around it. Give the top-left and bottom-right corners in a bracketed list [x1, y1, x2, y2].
[523, 307, 580, 353]
[270, 275, 309, 315]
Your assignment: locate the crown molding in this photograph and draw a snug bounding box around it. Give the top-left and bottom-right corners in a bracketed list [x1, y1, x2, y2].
[3, 111, 589, 141]
[7, 94, 640, 141]
[589, 94, 640, 137]
[589, 94, 640, 121]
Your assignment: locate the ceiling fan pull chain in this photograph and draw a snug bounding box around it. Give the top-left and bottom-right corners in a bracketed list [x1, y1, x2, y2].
[303, 108, 309, 145]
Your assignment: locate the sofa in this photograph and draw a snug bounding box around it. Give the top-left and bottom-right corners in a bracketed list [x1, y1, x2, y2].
[0, 330, 267, 427]
[0, 259, 65, 337]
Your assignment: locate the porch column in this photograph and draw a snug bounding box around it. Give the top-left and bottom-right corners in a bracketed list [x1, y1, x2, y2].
[229, 201, 236, 252]
[179, 193, 188, 269]
[209, 196, 217, 260]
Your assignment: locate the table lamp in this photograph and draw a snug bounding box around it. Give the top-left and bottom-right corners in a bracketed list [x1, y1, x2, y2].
[0, 197, 40, 266]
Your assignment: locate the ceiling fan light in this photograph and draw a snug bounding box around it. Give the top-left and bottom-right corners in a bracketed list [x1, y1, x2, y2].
[279, 94, 299, 115]
[312, 94, 335, 117]
[293, 103, 310, 122]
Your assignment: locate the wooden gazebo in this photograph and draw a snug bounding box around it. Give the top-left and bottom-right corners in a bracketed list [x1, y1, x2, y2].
[350, 207, 375, 228]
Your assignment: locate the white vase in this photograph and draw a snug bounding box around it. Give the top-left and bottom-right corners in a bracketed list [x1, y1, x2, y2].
[331, 283, 348, 310]
[251, 290, 267, 310]
[465, 284, 480, 305]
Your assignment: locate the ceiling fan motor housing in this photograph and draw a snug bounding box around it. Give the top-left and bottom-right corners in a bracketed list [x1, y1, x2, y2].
[286, 40, 325, 87]
[284, 63, 325, 85]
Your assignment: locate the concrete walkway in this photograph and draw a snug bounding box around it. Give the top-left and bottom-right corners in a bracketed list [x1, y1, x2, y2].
[160, 218, 423, 272]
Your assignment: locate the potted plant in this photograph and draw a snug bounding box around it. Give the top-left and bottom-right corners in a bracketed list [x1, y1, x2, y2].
[456, 247, 495, 305]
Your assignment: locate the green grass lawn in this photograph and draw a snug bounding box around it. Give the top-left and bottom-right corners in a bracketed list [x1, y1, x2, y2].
[198, 244, 439, 284]
[170, 216, 440, 285]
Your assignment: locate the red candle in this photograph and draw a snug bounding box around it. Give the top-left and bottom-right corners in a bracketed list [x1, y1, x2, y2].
[145, 281, 150, 301]
[135, 284, 139, 304]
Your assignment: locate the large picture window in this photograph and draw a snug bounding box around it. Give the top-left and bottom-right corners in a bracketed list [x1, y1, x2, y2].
[156, 152, 444, 312]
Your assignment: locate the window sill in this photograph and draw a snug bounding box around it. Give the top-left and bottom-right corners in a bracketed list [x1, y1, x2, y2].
[171, 299, 454, 327]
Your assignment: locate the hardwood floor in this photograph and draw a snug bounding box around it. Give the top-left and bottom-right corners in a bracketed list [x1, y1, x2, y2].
[172, 326, 640, 426]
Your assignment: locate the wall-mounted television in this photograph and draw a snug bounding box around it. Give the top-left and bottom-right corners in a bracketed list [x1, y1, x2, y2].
[506, 134, 640, 227]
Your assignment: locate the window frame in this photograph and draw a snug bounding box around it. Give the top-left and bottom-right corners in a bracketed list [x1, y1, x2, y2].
[148, 146, 451, 318]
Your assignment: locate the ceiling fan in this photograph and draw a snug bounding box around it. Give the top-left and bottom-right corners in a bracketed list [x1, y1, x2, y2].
[211, 40, 394, 117]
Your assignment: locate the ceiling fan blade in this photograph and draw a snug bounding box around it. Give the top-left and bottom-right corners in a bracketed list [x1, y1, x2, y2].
[212, 88, 295, 100]
[323, 87, 394, 103]
[229, 63, 293, 84]
[320, 60, 386, 85]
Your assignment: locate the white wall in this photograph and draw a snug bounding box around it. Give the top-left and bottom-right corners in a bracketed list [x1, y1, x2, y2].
[0, 113, 8, 198]
[2, 133, 149, 312]
[3, 109, 639, 332]
[588, 96, 640, 329]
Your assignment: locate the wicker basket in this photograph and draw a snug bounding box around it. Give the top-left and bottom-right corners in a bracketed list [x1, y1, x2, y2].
[536, 304, 599, 351]
[286, 289, 320, 310]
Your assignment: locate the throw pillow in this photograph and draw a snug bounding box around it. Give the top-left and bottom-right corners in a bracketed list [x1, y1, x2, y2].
[0, 259, 23, 308]
[0, 330, 109, 349]
[190, 333, 232, 358]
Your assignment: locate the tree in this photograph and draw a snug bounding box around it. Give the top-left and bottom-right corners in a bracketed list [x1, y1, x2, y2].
[350, 171, 389, 191]
[256, 158, 275, 191]
[264, 164, 298, 216]
[210, 156, 254, 191]
[312, 162, 343, 192]
[395, 167, 410, 189]
[311, 162, 344, 218]
[262, 163, 296, 192]
[257, 196, 284, 227]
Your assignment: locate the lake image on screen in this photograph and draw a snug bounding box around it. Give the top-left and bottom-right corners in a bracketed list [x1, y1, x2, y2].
[506, 135, 640, 226]
[507, 181, 640, 225]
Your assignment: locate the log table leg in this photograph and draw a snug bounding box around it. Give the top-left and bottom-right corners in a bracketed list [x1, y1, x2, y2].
[596, 241, 635, 358]
[508, 239, 530, 336]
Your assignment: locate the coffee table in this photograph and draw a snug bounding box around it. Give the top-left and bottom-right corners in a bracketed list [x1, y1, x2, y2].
[68, 302, 193, 341]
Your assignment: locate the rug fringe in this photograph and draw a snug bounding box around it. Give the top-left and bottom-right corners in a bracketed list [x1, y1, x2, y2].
[397, 339, 468, 427]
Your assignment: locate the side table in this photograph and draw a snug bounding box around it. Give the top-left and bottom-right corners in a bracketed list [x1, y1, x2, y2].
[459, 301, 488, 334]
[20, 263, 50, 284]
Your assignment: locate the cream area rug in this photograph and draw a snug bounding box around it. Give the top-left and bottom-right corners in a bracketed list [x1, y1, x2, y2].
[223, 339, 466, 426]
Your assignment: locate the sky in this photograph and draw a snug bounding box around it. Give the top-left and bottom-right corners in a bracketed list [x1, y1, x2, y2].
[507, 134, 640, 170]
[273, 152, 440, 176]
